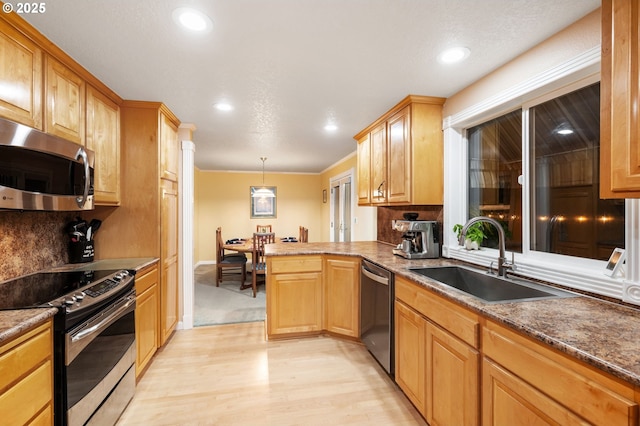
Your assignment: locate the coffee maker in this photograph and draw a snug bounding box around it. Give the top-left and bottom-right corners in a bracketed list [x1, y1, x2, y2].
[392, 219, 440, 259]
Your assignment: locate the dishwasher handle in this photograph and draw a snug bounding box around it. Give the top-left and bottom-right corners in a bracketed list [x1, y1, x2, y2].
[361, 265, 390, 285]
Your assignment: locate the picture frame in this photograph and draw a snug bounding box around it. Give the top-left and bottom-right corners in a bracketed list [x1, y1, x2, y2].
[250, 186, 277, 218]
[604, 247, 626, 277]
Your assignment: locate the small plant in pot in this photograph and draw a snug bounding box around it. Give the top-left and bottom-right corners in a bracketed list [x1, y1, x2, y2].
[453, 223, 485, 250]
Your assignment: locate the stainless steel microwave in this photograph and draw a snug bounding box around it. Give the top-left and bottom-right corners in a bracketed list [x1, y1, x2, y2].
[0, 118, 94, 211]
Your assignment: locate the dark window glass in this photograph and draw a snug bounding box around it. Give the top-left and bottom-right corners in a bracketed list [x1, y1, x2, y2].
[467, 110, 523, 252]
[530, 83, 625, 260]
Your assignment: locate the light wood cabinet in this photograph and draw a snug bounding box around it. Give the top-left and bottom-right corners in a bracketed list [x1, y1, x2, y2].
[354, 95, 446, 206]
[161, 179, 179, 345]
[135, 263, 159, 378]
[0, 19, 42, 129]
[394, 299, 427, 416]
[483, 319, 638, 426]
[94, 101, 180, 348]
[86, 85, 121, 205]
[160, 112, 179, 182]
[0, 320, 53, 425]
[600, 0, 640, 198]
[266, 256, 323, 337]
[44, 55, 85, 144]
[323, 256, 359, 337]
[356, 134, 371, 204]
[395, 276, 480, 425]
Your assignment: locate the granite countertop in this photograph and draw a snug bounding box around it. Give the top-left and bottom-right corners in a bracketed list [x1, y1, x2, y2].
[0, 257, 159, 345]
[265, 241, 640, 387]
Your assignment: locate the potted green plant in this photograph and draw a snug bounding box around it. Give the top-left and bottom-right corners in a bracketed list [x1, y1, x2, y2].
[453, 223, 485, 250]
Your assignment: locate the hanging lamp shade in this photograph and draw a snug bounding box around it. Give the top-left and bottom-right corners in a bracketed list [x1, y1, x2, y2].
[252, 157, 275, 198]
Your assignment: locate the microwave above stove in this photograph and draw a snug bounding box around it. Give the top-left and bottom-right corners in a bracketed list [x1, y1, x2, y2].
[0, 117, 94, 211]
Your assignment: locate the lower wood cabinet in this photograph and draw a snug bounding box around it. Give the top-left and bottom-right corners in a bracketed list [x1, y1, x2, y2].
[323, 256, 360, 337]
[395, 276, 479, 425]
[483, 320, 638, 426]
[0, 320, 53, 425]
[267, 256, 323, 337]
[135, 263, 159, 378]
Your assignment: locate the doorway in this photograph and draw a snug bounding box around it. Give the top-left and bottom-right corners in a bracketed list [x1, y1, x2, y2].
[330, 170, 354, 242]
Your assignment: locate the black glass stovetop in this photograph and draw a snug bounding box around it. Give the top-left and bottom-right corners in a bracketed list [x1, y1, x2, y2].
[0, 269, 122, 309]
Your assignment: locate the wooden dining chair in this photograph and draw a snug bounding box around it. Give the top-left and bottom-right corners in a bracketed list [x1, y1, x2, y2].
[251, 232, 275, 297]
[256, 224, 272, 233]
[216, 227, 247, 286]
[299, 226, 308, 242]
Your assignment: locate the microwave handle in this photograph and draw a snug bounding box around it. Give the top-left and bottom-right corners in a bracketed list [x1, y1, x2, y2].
[75, 148, 90, 208]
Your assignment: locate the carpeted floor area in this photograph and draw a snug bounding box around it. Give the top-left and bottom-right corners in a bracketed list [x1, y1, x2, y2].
[194, 264, 266, 327]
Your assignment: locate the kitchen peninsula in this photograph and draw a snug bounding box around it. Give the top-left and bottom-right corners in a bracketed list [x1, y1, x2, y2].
[266, 241, 640, 425]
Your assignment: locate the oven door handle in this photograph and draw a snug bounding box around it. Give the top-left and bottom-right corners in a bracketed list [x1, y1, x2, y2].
[66, 292, 136, 364]
[361, 266, 390, 285]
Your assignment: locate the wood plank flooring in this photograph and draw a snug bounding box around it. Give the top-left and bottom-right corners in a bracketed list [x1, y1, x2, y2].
[117, 322, 426, 425]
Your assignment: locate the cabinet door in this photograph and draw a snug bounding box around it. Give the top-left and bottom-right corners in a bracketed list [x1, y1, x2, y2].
[160, 112, 179, 182]
[426, 322, 479, 426]
[324, 256, 359, 337]
[160, 180, 179, 345]
[370, 122, 387, 204]
[45, 56, 85, 144]
[86, 85, 120, 205]
[601, 0, 640, 198]
[357, 134, 371, 205]
[387, 106, 411, 204]
[135, 266, 159, 378]
[483, 358, 587, 425]
[394, 300, 426, 417]
[267, 271, 323, 336]
[0, 20, 42, 129]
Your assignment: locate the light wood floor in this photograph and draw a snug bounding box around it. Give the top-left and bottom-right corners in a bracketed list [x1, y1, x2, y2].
[117, 322, 426, 425]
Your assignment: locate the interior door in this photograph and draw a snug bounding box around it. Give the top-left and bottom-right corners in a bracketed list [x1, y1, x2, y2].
[330, 174, 352, 242]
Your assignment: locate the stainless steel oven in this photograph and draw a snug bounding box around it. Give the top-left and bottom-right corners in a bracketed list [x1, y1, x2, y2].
[360, 259, 394, 376]
[0, 269, 136, 425]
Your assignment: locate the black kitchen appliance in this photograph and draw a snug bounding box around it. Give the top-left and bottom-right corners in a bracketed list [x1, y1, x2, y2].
[0, 269, 136, 426]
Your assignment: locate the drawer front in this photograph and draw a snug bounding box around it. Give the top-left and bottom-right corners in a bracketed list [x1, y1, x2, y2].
[0, 321, 52, 391]
[0, 360, 52, 426]
[136, 265, 159, 294]
[270, 256, 322, 274]
[395, 276, 479, 348]
[483, 320, 638, 426]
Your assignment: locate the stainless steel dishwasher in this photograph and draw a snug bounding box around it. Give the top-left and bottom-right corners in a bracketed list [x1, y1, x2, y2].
[360, 259, 394, 376]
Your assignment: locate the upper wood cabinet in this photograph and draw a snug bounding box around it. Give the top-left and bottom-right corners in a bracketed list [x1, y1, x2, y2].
[45, 56, 85, 145]
[354, 95, 446, 206]
[86, 85, 121, 205]
[161, 112, 179, 182]
[0, 19, 42, 129]
[600, 0, 640, 198]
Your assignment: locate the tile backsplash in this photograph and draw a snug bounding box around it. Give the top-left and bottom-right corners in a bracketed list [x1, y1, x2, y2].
[377, 205, 443, 246]
[0, 211, 74, 282]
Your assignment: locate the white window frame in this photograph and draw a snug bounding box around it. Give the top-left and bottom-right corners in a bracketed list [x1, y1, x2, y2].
[442, 46, 640, 303]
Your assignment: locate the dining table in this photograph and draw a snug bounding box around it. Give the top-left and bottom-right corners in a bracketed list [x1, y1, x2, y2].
[223, 236, 299, 253]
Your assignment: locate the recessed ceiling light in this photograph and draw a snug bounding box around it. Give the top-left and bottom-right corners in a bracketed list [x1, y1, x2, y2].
[172, 7, 213, 33]
[324, 124, 338, 132]
[214, 102, 233, 111]
[437, 47, 471, 64]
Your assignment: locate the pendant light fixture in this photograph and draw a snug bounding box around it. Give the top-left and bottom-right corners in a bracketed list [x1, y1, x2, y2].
[252, 157, 275, 198]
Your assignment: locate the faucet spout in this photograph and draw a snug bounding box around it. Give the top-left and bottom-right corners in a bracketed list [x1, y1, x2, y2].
[459, 216, 508, 276]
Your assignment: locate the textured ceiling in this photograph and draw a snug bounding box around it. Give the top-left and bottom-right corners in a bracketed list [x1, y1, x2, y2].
[22, 0, 600, 173]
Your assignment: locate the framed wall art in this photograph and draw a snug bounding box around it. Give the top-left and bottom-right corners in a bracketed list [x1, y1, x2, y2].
[250, 186, 277, 218]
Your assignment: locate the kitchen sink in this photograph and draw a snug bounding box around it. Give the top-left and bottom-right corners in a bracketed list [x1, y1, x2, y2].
[409, 266, 576, 303]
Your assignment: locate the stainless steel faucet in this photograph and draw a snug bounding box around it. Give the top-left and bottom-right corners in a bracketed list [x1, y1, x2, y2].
[459, 216, 511, 277]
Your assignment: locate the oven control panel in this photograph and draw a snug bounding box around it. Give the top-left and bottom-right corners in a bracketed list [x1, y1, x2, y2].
[50, 270, 134, 313]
